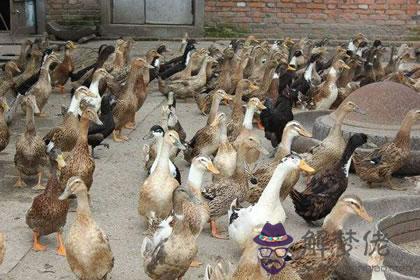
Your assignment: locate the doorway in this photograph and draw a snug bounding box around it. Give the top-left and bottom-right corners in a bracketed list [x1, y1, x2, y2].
[0, 1, 11, 31]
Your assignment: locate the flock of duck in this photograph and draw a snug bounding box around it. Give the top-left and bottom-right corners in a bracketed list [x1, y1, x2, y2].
[0, 32, 419, 279]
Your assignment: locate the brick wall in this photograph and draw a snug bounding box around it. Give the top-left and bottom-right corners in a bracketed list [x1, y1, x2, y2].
[205, 0, 420, 40]
[46, 0, 100, 25]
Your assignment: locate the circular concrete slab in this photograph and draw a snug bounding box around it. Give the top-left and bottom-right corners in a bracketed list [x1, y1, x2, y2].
[311, 82, 420, 176]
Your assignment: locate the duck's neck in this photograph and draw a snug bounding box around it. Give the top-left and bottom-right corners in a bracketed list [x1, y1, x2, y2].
[77, 116, 90, 144]
[234, 145, 248, 177]
[207, 95, 222, 125]
[323, 204, 350, 233]
[155, 139, 170, 173]
[197, 57, 209, 79]
[151, 136, 164, 171]
[45, 161, 59, 194]
[39, 59, 53, 82]
[243, 105, 256, 130]
[326, 66, 339, 84]
[339, 141, 358, 177]
[25, 105, 36, 136]
[76, 191, 92, 217]
[260, 64, 277, 92]
[232, 86, 245, 115]
[187, 164, 205, 195]
[257, 165, 291, 206]
[126, 66, 140, 93]
[63, 49, 71, 64]
[219, 121, 228, 142]
[68, 97, 81, 116]
[274, 131, 295, 160]
[330, 107, 350, 136]
[304, 61, 316, 82]
[89, 74, 101, 96]
[393, 113, 417, 148]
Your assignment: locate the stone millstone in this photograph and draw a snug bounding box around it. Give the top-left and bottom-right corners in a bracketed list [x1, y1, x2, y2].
[313, 81, 420, 176]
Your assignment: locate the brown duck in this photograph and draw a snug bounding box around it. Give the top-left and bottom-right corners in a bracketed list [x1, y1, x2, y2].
[59, 106, 102, 193]
[26, 145, 68, 255]
[0, 97, 10, 152]
[353, 109, 420, 190]
[51, 41, 77, 94]
[14, 95, 48, 189]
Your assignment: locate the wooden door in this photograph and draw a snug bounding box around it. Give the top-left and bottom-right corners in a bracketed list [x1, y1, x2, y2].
[11, 0, 36, 34]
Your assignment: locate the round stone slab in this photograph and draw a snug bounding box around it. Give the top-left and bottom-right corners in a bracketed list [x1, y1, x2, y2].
[312, 81, 420, 176]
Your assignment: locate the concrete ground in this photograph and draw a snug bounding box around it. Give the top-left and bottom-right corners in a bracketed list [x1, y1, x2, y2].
[0, 40, 418, 280]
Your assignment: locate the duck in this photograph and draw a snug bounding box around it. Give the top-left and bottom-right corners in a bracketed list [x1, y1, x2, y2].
[112, 58, 153, 142]
[14, 95, 48, 189]
[353, 109, 420, 190]
[291, 133, 368, 223]
[138, 130, 186, 229]
[307, 59, 350, 110]
[85, 68, 113, 113]
[14, 39, 33, 70]
[217, 47, 236, 94]
[43, 86, 96, 152]
[202, 136, 267, 239]
[0, 61, 21, 97]
[0, 97, 10, 152]
[13, 49, 43, 91]
[303, 101, 366, 174]
[159, 55, 215, 99]
[157, 43, 196, 80]
[141, 186, 203, 280]
[51, 41, 77, 94]
[25, 145, 68, 255]
[142, 156, 219, 279]
[229, 154, 314, 249]
[88, 94, 117, 158]
[58, 176, 114, 280]
[168, 49, 206, 81]
[233, 98, 267, 164]
[69, 44, 115, 88]
[247, 121, 312, 204]
[213, 112, 237, 179]
[231, 97, 266, 144]
[204, 89, 232, 125]
[226, 79, 259, 140]
[5, 94, 24, 125]
[21, 53, 60, 117]
[260, 86, 295, 148]
[166, 96, 186, 143]
[184, 112, 226, 163]
[59, 106, 102, 194]
[289, 195, 372, 279]
[144, 125, 181, 184]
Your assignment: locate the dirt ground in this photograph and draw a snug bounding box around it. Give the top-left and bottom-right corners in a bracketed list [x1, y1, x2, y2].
[0, 40, 417, 280]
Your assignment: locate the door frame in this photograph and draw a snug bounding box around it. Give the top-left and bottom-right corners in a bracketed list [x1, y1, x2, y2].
[99, 0, 204, 38]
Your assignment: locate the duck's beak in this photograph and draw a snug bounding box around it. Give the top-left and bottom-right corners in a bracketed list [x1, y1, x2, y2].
[83, 89, 96, 98]
[357, 207, 373, 223]
[299, 160, 315, 174]
[58, 189, 71, 200]
[257, 102, 267, 110]
[249, 83, 259, 91]
[223, 94, 233, 101]
[143, 131, 154, 140]
[147, 64, 154, 69]
[206, 163, 220, 175]
[56, 154, 66, 170]
[92, 114, 103, 126]
[343, 63, 351, 70]
[12, 63, 21, 73]
[287, 64, 297, 71]
[298, 127, 312, 138]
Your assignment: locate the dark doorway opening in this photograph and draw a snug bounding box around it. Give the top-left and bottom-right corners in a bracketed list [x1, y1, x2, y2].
[0, 1, 11, 31]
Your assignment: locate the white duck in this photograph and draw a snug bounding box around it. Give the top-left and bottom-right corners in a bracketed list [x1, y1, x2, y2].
[144, 125, 180, 182]
[86, 68, 112, 113]
[228, 154, 314, 249]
